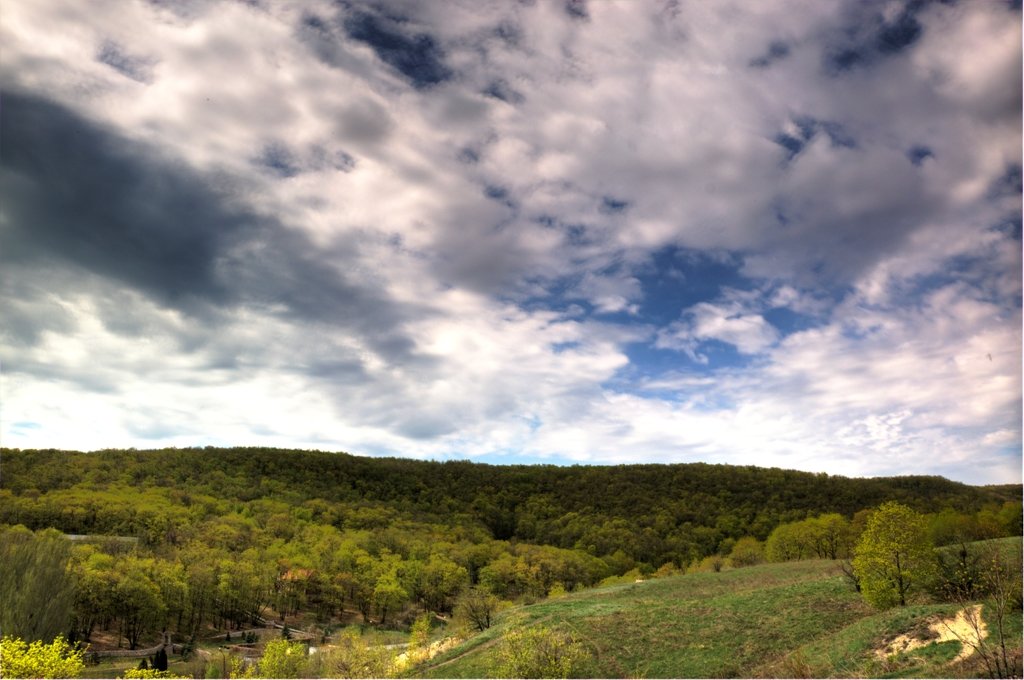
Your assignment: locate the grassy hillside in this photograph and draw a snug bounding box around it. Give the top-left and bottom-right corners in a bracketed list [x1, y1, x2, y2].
[418, 539, 1023, 679]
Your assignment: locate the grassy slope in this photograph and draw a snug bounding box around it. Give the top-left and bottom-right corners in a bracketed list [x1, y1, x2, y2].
[422, 560, 869, 678]
[420, 538, 1023, 679]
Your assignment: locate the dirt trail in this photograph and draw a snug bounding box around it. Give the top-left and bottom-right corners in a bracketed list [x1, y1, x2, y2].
[875, 605, 987, 664]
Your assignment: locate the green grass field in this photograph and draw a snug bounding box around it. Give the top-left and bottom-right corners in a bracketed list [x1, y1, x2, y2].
[418, 539, 1023, 679]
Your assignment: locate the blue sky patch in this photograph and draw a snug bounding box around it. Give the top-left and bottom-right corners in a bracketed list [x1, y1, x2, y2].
[344, 10, 451, 89]
[907, 145, 934, 166]
[633, 247, 748, 326]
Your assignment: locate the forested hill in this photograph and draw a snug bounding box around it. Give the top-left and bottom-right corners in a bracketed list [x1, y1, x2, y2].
[1, 447, 1016, 553]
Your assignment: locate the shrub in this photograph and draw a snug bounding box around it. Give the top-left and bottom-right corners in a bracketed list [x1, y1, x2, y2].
[251, 639, 308, 679]
[120, 670, 188, 679]
[315, 630, 394, 678]
[0, 635, 85, 679]
[491, 625, 590, 678]
[728, 537, 765, 568]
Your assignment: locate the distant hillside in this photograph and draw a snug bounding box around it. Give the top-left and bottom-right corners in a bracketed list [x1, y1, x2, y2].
[1, 447, 1016, 566]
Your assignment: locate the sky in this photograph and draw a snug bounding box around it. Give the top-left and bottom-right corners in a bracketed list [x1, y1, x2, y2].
[1, 0, 1021, 485]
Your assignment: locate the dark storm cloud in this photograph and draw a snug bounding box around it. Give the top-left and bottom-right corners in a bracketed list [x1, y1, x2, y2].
[0, 91, 422, 363]
[1, 91, 240, 306]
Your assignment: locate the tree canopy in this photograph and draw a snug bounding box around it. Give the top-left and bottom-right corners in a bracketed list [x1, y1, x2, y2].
[852, 501, 935, 608]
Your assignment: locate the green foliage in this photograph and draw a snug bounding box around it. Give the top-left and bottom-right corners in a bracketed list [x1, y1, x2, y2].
[765, 521, 813, 561]
[249, 639, 308, 679]
[3, 447, 1014, 573]
[120, 669, 189, 679]
[689, 555, 726, 573]
[728, 536, 765, 567]
[491, 624, 590, 679]
[152, 647, 168, 672]
[0, 526, 76, 642]
[765, 513, 854, 562]
[0, 635, 85, 679]
[421, 561, 868, 679]
[454, 587, 499, 633]
[853, 502, 935, 608]
[1, 446, 1019, 665]
[409, 612, 432, 651]
[314, 629, 394, 679]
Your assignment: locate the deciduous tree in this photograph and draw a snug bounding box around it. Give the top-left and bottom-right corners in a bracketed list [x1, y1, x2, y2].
[0, 527, 76, 642]
[852, 502, 934, 608]
[453, 587, 498, 632]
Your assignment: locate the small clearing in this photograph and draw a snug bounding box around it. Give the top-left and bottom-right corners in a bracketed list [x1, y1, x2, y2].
[875, 605, 987, 664]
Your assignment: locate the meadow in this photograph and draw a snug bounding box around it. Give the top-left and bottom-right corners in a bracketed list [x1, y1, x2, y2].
[418, 539, 1022, 679]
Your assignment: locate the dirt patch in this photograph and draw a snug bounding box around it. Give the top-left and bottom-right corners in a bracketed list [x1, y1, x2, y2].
[875, 606, 987, 664]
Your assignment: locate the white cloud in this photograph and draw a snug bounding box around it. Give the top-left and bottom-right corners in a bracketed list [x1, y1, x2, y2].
[0, 0, 1019, 485]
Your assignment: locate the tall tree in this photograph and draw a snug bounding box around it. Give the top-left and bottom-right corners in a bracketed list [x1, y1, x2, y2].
[0, 527, 76, 642]
[852, 502, 935, 608]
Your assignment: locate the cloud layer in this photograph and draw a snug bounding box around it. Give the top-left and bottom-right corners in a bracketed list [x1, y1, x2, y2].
[1, 0, 1020, 484]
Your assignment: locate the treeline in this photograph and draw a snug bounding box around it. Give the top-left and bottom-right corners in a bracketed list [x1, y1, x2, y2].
[2, 447, 1018, 558]
[0, 447, 1019, 654]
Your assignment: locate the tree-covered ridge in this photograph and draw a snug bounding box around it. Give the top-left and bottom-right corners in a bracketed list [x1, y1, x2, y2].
[1, 447, 1020, 678]
[2, 447, 1014, 545]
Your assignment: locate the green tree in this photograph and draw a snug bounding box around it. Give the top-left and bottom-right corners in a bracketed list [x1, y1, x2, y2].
[809, 513, 851, 559]
[491, 624, 590, 678]
[0, 527, 76, 643]
[409, 612, 431, 650]
[373, 573, 408, 627]
[250, 639, 308, 679]
[0, 635, 85, 678]
[852, 502, 935, 608]
[764, 522, 810, 562]
[417, 554, 468, 613]
[453, 587, 498, 632]
[728, 537, 765, 567]
[114, 557, 166, 649]
[153, 647, 168, 672]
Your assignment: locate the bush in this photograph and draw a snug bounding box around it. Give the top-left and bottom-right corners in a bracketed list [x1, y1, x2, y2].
[251, 639, 308, 679]
[491, 625, 590, 678]
[0, 635, 85, 679]
[929, 542, 984, 601]
[120, 670, 188, 679]
[728, 537, 765, 568]
[688, 555, 726, 574]
[314, 630, 394, 678]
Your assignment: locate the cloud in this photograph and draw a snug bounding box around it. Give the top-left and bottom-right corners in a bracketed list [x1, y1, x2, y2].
[0, 0, 1019, 485]
[0, 91, 424, 368]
